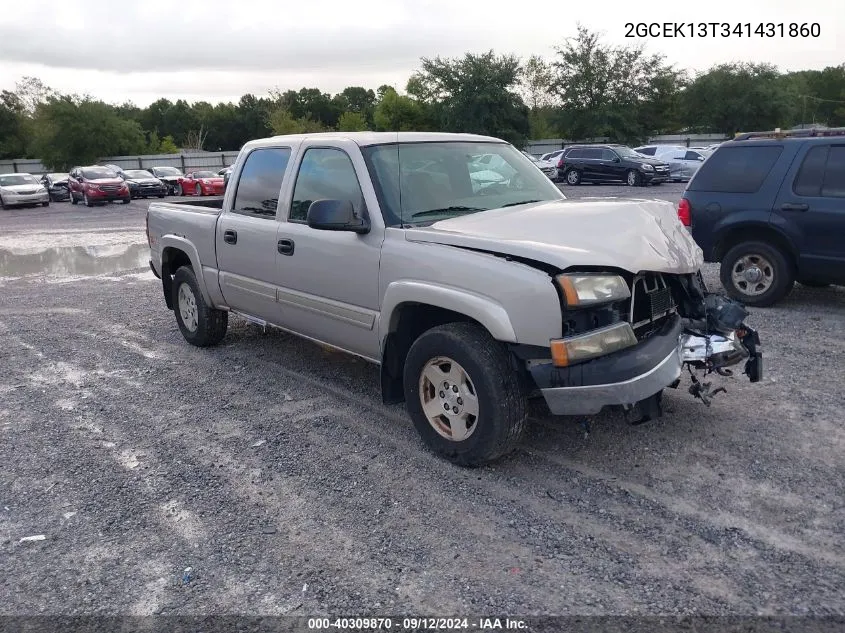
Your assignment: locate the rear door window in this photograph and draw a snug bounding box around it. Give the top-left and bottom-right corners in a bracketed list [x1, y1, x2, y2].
[821, 146, 845, 198]
[687, 145, 783, 193]
[792, 145, 828, 197]
[231, 147, 291, 219]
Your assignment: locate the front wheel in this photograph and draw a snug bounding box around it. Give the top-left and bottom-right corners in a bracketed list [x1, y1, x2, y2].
[720, 240, 795, 307]
[403, 322, 527, 467]
[626, 169, 642, 186]
[42, 201, 50, 207]
[172, 266, 228, 346]
[195, 183, 203, 196]
[84, 193, 94, 207]
[175, 183, 183, 196]
[70, 193, 78, 205]
[565, 169, 582, 186]
[121, 198, 131, 205]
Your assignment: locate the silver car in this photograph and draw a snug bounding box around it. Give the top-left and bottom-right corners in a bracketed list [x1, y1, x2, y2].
[634, 145, 708, 182]
[0, 173, 50, 209]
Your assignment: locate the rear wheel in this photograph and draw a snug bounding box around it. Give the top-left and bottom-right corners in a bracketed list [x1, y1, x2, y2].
[565, 169, 582, 186]
[403, 322, 527, 467]
[172, 266, 228, 347]
[720, 240, 794, 307]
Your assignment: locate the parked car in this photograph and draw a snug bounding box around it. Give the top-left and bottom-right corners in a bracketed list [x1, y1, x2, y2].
[521, 151, 558, 181]
[177, 170, 225, 196]
[679, 127, 845, 306]
[68, 166, 131, 207]
[121, 169, 168, 199]
[146, 131, 762, 466]
[40, 172, 71, 201]
[634, 145, 708, 182]
[556, 144, 670, 186]
[101, 164, 126, 177]
[540, 149, 566, 163]
[218, 166, 234, 177]
[0, 173, 50, 209]
[148, 166, 184, 195]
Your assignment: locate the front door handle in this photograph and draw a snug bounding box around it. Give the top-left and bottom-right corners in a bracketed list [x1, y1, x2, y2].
[277, 238, 295, 256]
[223, 229, 237, 244]
[781, 203, 809, 212]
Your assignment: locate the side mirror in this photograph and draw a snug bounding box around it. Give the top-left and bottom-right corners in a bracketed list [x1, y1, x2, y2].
[306, 199, 369, 234]
[697, 156, 705, 161]
[76, 176, 84, 182]
[612, 157, 620, 163]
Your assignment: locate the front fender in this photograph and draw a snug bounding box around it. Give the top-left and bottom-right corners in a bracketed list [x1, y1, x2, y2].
[158, 235, 214, 306]
[379, 280, 518, 348]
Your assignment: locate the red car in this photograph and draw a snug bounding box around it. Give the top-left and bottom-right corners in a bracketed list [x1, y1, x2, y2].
[177, 170, 225, 196]
[68, 165, 131, 207]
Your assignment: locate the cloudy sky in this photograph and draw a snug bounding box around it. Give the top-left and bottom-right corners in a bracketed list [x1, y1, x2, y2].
[0, 0, 840, 106]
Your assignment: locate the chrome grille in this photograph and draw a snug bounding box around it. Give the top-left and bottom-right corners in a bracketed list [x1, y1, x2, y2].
[100, 185, 119, 192]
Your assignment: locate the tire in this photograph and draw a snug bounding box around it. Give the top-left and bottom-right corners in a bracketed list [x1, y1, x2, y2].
[0, 195, 6, 210]
[172, 266, 228, 347]
[403, 322, 527, 467]
[175, 183, 183, 196]
[626, 169, 642, 186]
[42, 201, 49, 207]
[720, 240, 795, 307]
[70, 193, 78, 205]
[564, 169, 582, 186]
[195, 183, 202, 196]
[122, 198, 131, 204]
[157, 195, 165, 198]
[84, 193, 94, 207]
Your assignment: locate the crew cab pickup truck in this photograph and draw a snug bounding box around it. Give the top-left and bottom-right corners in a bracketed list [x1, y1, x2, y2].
[147, 132, 763, 466]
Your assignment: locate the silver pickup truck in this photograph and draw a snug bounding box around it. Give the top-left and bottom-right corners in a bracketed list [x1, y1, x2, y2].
[146, 132, 762, 466]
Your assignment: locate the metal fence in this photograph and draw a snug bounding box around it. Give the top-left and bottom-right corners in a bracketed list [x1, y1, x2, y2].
[0, 151, 240, 176]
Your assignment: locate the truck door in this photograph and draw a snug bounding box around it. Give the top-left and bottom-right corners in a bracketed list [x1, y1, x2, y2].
[273, 140, 384, 361]
[215, 146, 292, 322]
[773, 142, 845, 284]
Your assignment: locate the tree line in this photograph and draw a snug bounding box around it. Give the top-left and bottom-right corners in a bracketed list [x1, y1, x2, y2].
[1, 26, 843, 170]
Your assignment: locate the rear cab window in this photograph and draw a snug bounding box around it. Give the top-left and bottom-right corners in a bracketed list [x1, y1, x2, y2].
[688, 145, 784, 193]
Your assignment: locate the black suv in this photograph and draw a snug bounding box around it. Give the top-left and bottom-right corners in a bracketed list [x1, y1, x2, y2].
[679, 127, 845, 306]
[556, 144, 670, 186]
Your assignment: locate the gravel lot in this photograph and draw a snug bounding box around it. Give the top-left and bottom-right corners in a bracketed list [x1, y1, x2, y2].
[1, 187, 843, 618]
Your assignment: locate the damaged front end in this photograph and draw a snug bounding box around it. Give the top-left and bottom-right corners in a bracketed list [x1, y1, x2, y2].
[671, 274, 763, 406]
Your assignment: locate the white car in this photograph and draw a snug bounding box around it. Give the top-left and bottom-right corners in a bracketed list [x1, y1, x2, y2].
[0, 173, 50, 209]
[633, 145, 709, 182]
[520, 151, 558, 181]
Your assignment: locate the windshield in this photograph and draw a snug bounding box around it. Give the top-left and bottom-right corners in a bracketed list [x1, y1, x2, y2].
[0, 174, 39, 186]
[362, 142, 565, 226]
[194, 171, 216, 178]
[82, 168, 118, 179]
[153, 166, 181, 176]
[124, 170, 153, 178]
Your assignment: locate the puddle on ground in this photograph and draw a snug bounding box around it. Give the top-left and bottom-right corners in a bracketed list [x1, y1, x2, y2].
[0, 243, 149, 277]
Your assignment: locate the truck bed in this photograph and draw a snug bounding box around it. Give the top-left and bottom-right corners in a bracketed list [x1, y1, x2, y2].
[163, 196, 225, 210]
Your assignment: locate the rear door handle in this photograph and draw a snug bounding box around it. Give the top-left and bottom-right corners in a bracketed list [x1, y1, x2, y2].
[781, 203, 809, 212]
[277, 238, 295, 256]
[223, 229, 237, 244]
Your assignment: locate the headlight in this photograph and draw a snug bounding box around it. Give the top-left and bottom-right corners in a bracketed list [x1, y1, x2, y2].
[556, 273, 630, 307]
[550, 322, 638, 367]
[641, 164, 654, 171]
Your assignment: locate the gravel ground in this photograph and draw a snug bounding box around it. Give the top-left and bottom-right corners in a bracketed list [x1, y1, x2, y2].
[1, 190, 843, 618]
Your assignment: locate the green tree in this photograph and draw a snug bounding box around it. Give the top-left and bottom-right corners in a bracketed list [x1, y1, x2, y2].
[333, 86, 377, 125]
[786, 65, 845, 126]
[337, 111, 369, 131]
[407, 51, 529, 144]
[682, 63, 798, 135]
[0, 91, 29, 158]
[551, 25, 680, 141]
[159, 135, 179, 153]
[373, 87, 428, 131]
[32, 95, 147, 170]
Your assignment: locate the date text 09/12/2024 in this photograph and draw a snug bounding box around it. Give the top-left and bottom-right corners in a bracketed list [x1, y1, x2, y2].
[624, 22, 821, 38]
[307, 617, 527, 630]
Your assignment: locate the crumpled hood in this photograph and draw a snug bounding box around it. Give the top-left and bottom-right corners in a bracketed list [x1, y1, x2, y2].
[404, 198, 704, 275]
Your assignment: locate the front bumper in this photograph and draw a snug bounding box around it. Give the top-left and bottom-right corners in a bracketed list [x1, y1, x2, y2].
[49, 187, 70, 200]
[2, 191, 50, 205]
[644, 171, 669, 183]
[533, 316, 684, 416]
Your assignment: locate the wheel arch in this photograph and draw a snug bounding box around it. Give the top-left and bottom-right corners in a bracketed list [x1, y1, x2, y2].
[159, 237, 213, 309]
[378, 286, 518, 405]
[713, 223, 798, 270]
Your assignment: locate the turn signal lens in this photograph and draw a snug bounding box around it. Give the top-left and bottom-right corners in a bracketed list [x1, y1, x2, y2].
[550, 322, 638, 367]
